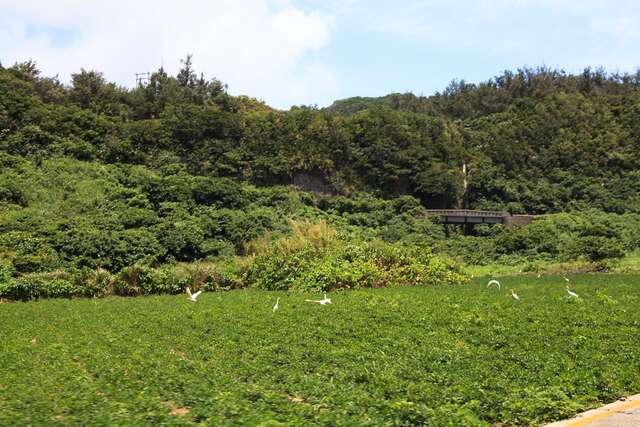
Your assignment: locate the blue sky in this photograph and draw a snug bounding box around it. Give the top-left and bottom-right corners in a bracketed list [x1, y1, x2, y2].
[1, 0, 640, 108]
[303, 0, 640, 101]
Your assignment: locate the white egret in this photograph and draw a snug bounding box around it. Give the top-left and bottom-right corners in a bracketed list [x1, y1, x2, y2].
[566, 286, 579, 298]
[510, 289, 520, 301]
[563, 276, 570, 283]
[487, 279, 501, 290]
[273, 297, 280, 312]
[305, 293, 332, 305]
[537, 273, 541, 279]
[186, 287, 202, 302]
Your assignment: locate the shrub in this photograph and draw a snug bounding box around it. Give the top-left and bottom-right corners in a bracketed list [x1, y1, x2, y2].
[192, 177, 246, 208]
[574, 236, 625, 262]
[135, 261, 245, 295]
[181, 261, 244, 291]
[55, 221, 164, 271]
[0, 232, 61, 273]
[118, 207, 159, 228]
[379, 214, 444, 243]
[244, 220, 468, 291]
[11, 251, 60, 274]
[0, 173, 28, 206]
[0, 261, 15, 297]
[296, 254, 384, 291]
[148, 267, 191, 294]
[76, 267, 115, 297]
[0, 272, 78, 301]
[114, 264, 154, 296]
[211, 261, 245, 290]
[157, 219, 205, 261]
[200, 239, 236, 259]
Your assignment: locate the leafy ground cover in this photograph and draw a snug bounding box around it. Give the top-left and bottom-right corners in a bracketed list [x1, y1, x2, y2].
[2, 274, 640, 426]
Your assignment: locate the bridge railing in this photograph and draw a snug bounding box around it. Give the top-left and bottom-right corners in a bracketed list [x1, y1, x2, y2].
[423, 209, 508, 217]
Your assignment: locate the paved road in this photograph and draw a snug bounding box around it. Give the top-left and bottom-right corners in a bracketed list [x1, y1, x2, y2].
[585, 407, 640, 426]
[544, 395, 640, 427]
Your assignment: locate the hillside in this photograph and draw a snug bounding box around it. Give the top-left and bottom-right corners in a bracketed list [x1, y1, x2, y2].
[3, 63, 640, 214]
[3, 60, 640, 298]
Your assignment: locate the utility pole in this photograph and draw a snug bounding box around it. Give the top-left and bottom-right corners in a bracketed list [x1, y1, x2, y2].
[135, 72, 150, 87]
[462, 162, 468, 209]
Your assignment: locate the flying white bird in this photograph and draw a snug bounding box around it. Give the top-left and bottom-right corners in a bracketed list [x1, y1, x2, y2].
[305, 293, 332, 305]
[186, 287, 202, 302]
[566, 286, 579, 298]
[563, 276, 570, 283]
[487, 279, 501, 290]
[510, 288, 520, 301]
[273, 297, 280, 312]
[537, 273, 541, 279]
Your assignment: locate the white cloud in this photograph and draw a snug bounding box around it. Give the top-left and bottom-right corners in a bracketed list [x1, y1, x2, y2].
[0, 0, 337, 108]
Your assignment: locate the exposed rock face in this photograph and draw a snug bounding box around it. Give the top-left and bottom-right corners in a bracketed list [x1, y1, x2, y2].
[504, 215, 534, 229]
[293, 171, 335, 195]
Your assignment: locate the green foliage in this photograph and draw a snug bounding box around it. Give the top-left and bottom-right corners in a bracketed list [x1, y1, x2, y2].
[573, 236, 625, 262]
[0, 154, 638, 300]
[5, 63, 640, 212]
[2, 274, 640, 424]
[77, 267, 114, 297]
[0, 173, 28, 206]
[243, 221, 467, 292]
[0, 260, 15, 289]
[440, 212, 633, 266]
[1, 272, 77, 301]
[3, 61, 640, 300]
[5, 58, 640, 424]
[114, 264, 155, 296]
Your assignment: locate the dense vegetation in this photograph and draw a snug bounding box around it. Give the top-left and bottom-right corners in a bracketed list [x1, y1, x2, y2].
[4, 60, 640, 212]
[2, 56, 640, 425]
[324, 68, 640, 213]
[2, 151, 638, 300]
[2, 274, 640, 425]
[3, 58, 640, 300]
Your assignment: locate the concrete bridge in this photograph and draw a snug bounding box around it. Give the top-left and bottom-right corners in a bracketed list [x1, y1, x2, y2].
[423, 210, 534, 228]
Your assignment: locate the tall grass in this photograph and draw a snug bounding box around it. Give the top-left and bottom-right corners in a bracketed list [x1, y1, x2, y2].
[243, 219, 336, 256]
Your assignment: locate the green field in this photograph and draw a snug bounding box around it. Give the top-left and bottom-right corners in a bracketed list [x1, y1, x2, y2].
[2, 274, 640, 426]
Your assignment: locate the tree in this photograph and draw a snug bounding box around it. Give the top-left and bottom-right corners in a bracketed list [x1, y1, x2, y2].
[177, 54, 196, 88]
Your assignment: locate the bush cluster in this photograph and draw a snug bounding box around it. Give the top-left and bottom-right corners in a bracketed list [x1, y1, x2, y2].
[436, 211, 633, 267]
[0, 221, 468, 301]
[4, 61, 640, 301]
[245, 225, 466, 292]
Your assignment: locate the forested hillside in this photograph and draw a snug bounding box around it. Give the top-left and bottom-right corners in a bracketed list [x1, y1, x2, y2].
[4, 60, 640, 213]
[325, 68, 640, 213]
[2, 58, 640, 299]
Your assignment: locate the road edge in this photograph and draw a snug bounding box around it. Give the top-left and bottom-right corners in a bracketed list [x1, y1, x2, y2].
[544, 394, 640, 427]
